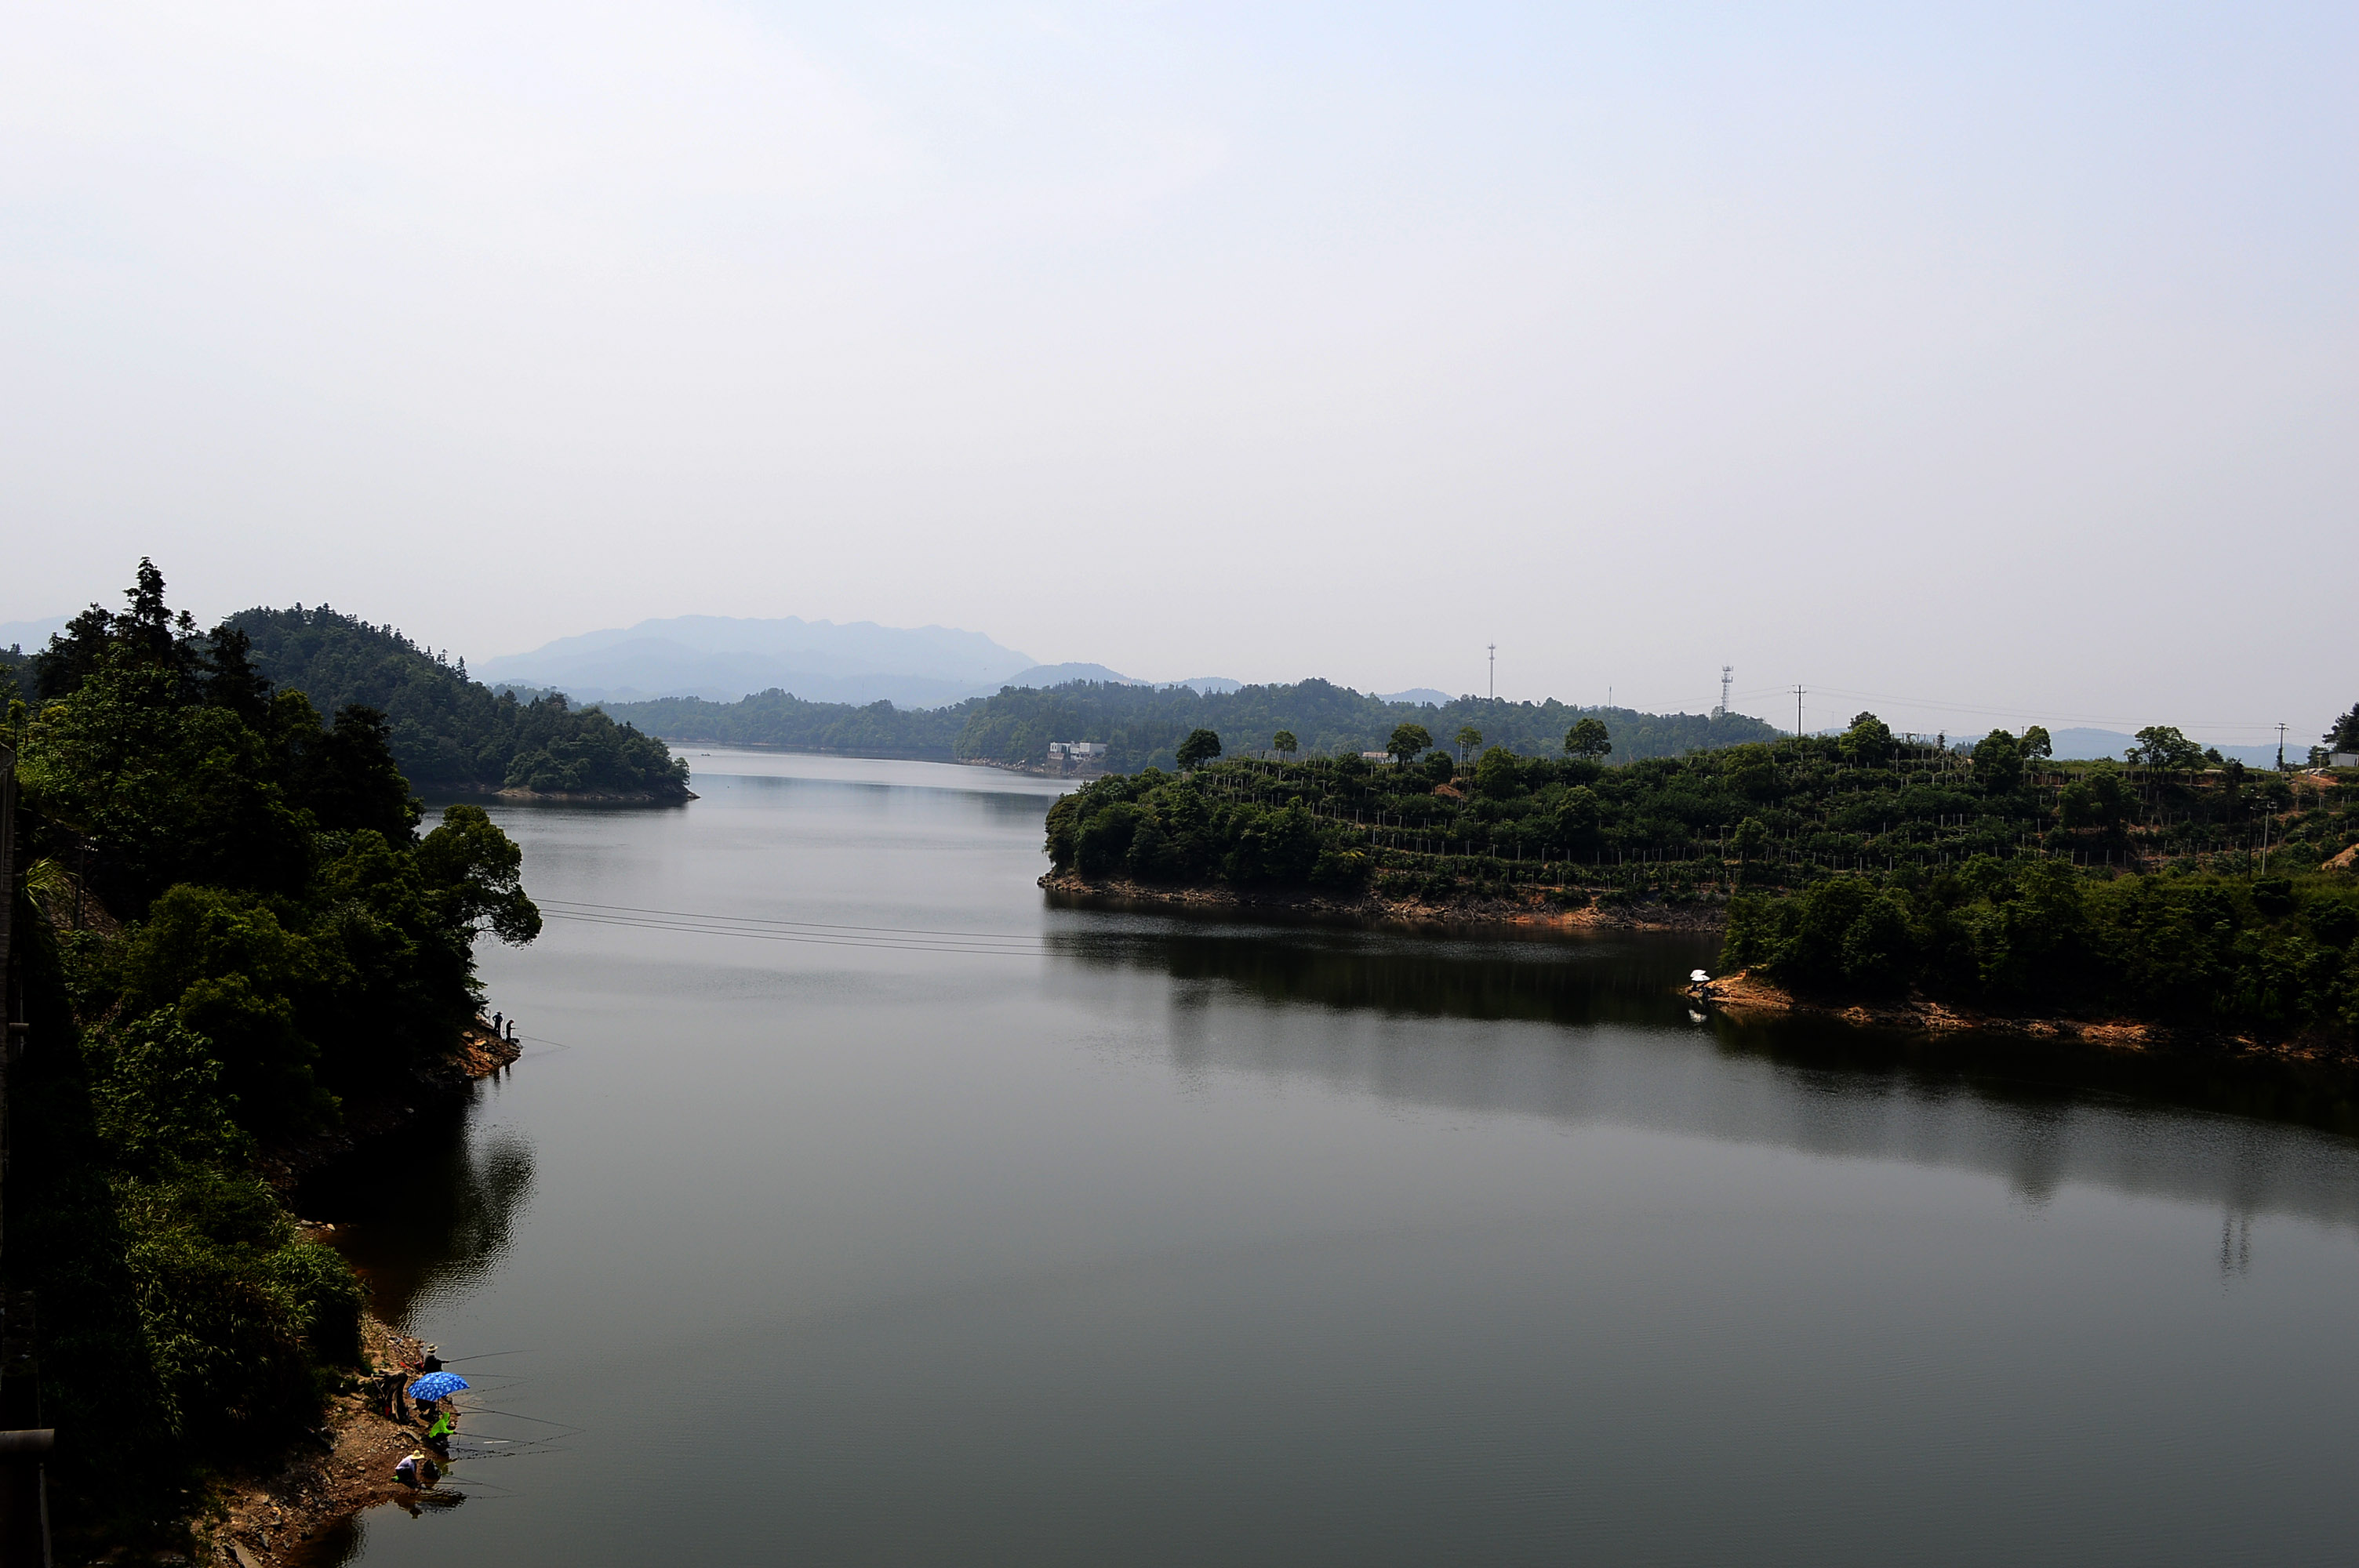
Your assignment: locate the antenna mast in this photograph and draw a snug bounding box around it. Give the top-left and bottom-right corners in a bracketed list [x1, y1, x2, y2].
[1488, 644, 1496, 702]
[1718, 666, 1732, 720]
[1792, 684, 1805, 738]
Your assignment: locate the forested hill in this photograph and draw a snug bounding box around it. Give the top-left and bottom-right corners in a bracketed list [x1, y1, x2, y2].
[958, 681, 1779, 769]
[603, 678, 1783, 769]
[228, 607, 691, 798]
[7, 562, 547, 1547]
[598, 688, 973, 758]
[1043, 715, 2359, 1037]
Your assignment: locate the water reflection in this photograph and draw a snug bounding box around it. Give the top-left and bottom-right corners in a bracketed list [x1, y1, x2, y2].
[314, 755, 2359, 1567]
[716, 769, 1059, 826]
[1048, 908, 2359, 1233]
[297, 1074, 536, 1324]
[1050, 915, 1717, 1029]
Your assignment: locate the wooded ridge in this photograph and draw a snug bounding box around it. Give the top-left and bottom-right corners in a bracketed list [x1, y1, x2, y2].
[1043, 713, 2359, 1039]
[604, 677, 1784, 768]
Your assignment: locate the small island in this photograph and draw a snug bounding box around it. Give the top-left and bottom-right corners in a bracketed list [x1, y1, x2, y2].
[1042, 716, 2359, 1051]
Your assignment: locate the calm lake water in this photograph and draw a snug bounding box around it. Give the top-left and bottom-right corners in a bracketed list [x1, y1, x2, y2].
[300, 750, 2359, 1566]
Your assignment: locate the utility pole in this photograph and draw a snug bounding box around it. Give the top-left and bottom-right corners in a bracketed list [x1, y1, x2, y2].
[1487, 644, 1496, 703]
[2277, 723, 2287, 771]
[1792, 685, 1805, 739]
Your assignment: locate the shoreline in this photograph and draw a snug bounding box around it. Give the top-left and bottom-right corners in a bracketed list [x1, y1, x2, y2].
[205, 1315, 449, 1568]
[492, 785, 696, 803]
[1038, 871, 1725, 933]
[418, 782, 696, 804]
[205, 1021, 522, 1566]
[254, 1022, 522, 1191]
[1693, 970, 2357, 1065]
[1043, 874, 2354, 1065]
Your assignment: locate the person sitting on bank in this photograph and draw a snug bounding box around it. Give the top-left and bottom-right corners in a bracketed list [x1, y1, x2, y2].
[426, 1404, 457, 1449]
[394, 1450, 440, 1488]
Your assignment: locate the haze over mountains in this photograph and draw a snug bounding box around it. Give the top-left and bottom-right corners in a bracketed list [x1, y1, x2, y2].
[476, 615, 1264, 709]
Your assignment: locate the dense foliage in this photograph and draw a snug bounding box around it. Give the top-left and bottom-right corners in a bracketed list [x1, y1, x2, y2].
[1045, 710, 2359, 1034]
[224, 606, 690, 798]
[7, 564, 542, 1548]
[598, 688, 971, 757]
[1723, 862, 2359, 1030]
[606, 677, 1780, 769]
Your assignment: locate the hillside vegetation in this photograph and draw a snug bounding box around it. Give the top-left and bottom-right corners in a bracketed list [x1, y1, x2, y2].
[1045, 712, 2359, 1036]
[605, 677, 1780, 768]
[599, 688, 969, 758]
[223, 607, 690, 799]
[6, 563, 542, 1549]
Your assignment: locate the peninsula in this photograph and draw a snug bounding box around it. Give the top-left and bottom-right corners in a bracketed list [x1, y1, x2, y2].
[1, 563, 551, 1561]
[1041, 714, 2359, 1047]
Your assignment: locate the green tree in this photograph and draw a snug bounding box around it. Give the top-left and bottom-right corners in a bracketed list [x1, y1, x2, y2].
[1271, 730, 1298, 758]
[290, 703, 422, 841]
[417, 804, 545, 946]
[2128, 725, 2203, 771]
[1474, 745, 1521, 799]
[1839, 712, 1894, 766]
[1564, 717, 1611, 760]
[2326, 703, 2359, 753]
[1732, 815, 1768, 861]
[2021, 724, 2053, 760]
[1387, 723, 1433, 767]
[1175, 728, 1223, 770]
[1972, 729, 2023, 793]
[2059, 771, 2128, 828]
[1456, 724, 1482, 760]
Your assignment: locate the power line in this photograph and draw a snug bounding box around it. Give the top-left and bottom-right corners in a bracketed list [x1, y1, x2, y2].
[535, 898, 1040, 942]
[1723, 682, 2296, 740]
[538, 910, 1051, 957]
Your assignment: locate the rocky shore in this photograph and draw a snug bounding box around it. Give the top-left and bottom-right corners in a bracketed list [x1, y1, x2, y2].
[202, 1317, 456, 1567]
[196, 1020, 524, 1566]
[1692, 969, 2356, 1065]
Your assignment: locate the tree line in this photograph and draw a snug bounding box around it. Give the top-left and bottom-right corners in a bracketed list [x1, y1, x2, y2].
[223, 606, 691, 797]
[5, 563, 544, 1552]
[1044, 710, 2359, 1036]
[600, 676, 1783, 768]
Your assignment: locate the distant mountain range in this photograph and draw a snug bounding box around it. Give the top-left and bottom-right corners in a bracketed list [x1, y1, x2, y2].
[0, 614, 69, 655]
[474, 616, 1262, 708]
[477, 615, 1039, 707]
[2045, 728, 2284, 769]
[1, 603, 2315, 765]
[1829, 724, 2285, 768]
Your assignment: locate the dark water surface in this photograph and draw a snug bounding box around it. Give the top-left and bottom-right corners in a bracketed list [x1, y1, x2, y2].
[301, 752, 2359, 1566]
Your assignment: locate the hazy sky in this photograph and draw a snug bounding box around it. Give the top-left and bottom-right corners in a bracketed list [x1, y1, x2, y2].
[5, 2, 2353, 742]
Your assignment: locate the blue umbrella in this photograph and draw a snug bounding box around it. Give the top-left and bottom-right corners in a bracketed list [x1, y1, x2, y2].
[408, 1372, 469, 1401]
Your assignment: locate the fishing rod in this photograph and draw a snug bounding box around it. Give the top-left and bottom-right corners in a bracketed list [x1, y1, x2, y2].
[439, 1349, 533, 1363]
[450, 1406, 588, 1432]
